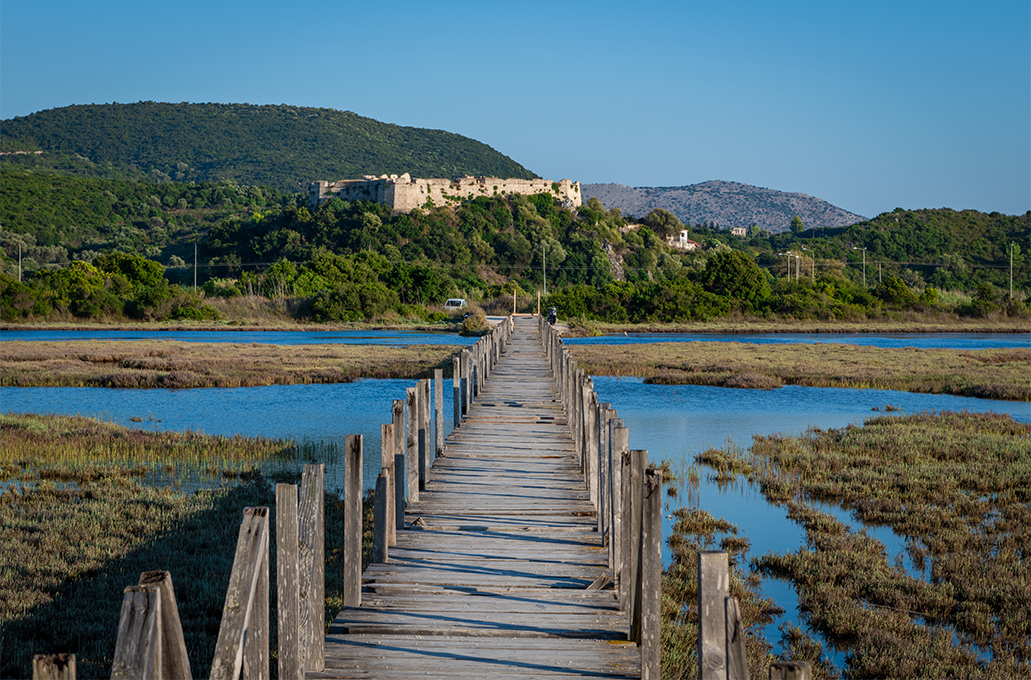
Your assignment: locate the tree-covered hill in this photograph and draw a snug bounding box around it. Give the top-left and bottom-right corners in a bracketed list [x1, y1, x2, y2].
[0, 102, 536, 191]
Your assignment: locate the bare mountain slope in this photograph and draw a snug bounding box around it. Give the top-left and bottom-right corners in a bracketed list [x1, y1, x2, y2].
[583, 180, 865, 233]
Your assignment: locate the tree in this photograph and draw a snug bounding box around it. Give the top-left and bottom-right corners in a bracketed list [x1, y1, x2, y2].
[642, 209, 684, 239]
[790, 216, 804, 235]
[701, 251, 770, 309]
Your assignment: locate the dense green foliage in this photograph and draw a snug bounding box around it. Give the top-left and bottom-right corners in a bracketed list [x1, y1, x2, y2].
[1, 102, 535, 192]
[1, 162, 1027, 324]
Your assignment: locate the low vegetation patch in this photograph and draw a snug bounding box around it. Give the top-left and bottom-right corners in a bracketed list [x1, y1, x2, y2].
[0, 414, 375, 679]
[0, 339, 459, 388]
[571, 342, 1031, 400]
[692, 411, 1031, 678]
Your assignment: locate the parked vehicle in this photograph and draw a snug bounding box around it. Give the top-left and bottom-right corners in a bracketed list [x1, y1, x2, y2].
[443, 298, 467, 312]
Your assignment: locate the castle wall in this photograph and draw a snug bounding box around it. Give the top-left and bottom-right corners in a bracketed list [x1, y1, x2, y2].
[311, 174, 582, 212]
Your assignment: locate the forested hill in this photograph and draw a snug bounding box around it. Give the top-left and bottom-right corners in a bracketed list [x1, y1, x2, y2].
[583, 180, 866, 233]
[0, 102, 536, 191]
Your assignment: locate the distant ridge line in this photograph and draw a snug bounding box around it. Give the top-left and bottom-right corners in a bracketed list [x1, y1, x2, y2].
[582, 179, 866, 233]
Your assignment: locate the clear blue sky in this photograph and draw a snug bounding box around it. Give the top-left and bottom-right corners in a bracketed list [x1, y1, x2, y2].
[2, 0, 1028, 218]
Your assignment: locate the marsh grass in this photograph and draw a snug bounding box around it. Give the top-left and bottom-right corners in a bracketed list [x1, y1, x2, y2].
[702, 411, 1031, 678]
[0, 414, 374, 679]
[571, 342, 1031, 400]
[0, 340, 459, 388]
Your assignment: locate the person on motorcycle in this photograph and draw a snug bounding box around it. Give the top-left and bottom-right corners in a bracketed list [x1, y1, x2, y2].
[547, 307, 557, 325]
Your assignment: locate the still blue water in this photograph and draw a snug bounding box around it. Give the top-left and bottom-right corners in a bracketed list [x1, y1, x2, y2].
[1, 328, 1026, 349]
[0, 328, 478, 347]
[567, 332, 1029, 350]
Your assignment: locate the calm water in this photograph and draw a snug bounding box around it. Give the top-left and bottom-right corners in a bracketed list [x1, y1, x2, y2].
[0, 328, 477, 347]
[567, 332, 1029, 350]
[2, 328, 1026, 350]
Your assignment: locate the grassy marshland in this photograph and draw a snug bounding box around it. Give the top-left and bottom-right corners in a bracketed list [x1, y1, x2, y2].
[0, 414, 374, 679]
[571, 342, 1031, 400]
[694, 411, 1031, 679]
[0, 340, 459, 388]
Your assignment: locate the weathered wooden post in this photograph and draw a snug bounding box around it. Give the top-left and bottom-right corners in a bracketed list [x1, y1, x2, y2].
[392, 399, 405, 529]
[32, 654, 75, 680]
[641, 467, 662, 680]
[434, 367, 444, 461]
[343, 436, 362, 608]
[627, 449, 647, 621]
[418, 378, 429, 490]
[586, 389, 599, 511]
[138, 570, 191, 680]
[111, 585, 162, 680]
[726, 597, 749, 680]
[597, 401, 610, 536]
[698, 551, 730, 680]
[373, 470, 390, 563]
[611, 424, 628, 574]
[770, 662, 812, 680]
[381, 423, 395, 546]
[276, 483, 301, 680]
[406, 387, 419, 504]
[210, 507, 270, 680]
[299, 464, 324, 672]
[452, 356, 461, 429]
[461, 349, 471, 417]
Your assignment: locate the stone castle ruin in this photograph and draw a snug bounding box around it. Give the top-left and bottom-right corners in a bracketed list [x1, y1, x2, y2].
[310, 173, 582, 213]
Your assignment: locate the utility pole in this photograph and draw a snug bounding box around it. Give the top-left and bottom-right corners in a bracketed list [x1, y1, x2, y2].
[18, 244, 22, 282]
[1011, 242, 1015, 299]
[543, 242, 547, 297]
[193, 243, 198, 290]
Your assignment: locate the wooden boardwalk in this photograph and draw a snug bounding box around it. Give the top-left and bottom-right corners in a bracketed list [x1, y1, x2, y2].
[313, 317, 640, 679]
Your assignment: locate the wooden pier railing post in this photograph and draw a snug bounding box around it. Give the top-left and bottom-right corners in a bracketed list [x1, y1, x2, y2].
[210, 507, 270, 680]
[373, 470, 390, 563]
[392, 399, 406, 530]
[452, 356, 461, 429]
[299, 464, 325, 672]
[138, 570, 192, 680]
[111, 584, 161, 680]
[698, 551, 729, 680]
[381, 423, 396, 546]
[32, 654, 75, 680]
[461, 348, 471, 417]
[641, 467, 663, 680]
[597, 401, 610, 536]
[726, 597, 749, 680]
[405, 387, 419, 504]
[276, 483, 302, 680]
[419, 378, 430, 490]
[627, 449, 647, 623]
[611, 425, 628, 575]
[434, 367, 444, 461]
[343, 436, 362, 608]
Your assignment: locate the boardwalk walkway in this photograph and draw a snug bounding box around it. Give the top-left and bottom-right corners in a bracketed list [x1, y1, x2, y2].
[314, 317, 640, 679]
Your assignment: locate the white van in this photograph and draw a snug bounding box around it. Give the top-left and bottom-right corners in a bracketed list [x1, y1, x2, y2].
[443, 298, 467, 311]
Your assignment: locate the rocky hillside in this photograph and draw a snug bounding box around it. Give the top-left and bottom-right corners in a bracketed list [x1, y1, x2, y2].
[583, 180, 865, 233]
[0, 102, 536, 192]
